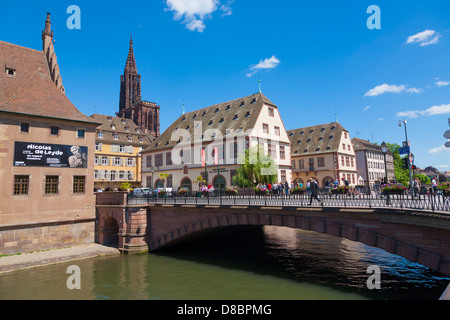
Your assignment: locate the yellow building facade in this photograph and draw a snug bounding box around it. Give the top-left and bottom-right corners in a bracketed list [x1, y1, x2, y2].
[90, 114, 151, 191]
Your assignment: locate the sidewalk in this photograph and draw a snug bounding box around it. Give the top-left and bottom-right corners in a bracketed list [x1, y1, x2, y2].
[0, 244, 120, 274]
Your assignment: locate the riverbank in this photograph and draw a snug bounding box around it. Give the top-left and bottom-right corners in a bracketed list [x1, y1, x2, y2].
[0, 244, 120, 274]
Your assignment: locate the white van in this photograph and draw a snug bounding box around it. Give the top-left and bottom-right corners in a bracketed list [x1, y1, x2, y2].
[133, 188, 152, 197]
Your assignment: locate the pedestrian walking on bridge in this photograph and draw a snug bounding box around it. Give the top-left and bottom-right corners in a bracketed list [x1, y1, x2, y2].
[309, 178, 322, 206]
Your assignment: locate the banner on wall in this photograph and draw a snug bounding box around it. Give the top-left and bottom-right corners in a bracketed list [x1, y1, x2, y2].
[13, 141, 88, 168]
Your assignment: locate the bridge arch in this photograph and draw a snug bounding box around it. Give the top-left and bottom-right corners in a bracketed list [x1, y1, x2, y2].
[147, 205, 450, 277]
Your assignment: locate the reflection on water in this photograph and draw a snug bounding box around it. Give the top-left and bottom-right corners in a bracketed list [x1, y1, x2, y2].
[0, 226, 448, 300]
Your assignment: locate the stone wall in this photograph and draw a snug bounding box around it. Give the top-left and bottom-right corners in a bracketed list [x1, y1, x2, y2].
[0, 220, 95, 255]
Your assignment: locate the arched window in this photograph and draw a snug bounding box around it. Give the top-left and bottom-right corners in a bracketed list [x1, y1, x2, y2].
[180, 177, 192, 191]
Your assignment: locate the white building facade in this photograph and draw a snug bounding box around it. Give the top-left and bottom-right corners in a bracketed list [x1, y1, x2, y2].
[140, 93, 292, 192]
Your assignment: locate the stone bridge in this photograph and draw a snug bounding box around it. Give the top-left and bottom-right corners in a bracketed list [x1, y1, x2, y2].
[95, 192, 450, 279]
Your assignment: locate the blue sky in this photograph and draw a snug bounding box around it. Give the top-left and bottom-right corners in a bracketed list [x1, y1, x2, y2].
[1, 0, 449, 170]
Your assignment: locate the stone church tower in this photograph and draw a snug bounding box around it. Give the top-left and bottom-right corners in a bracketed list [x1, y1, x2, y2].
[42, 13, 65, 93]
[117, 37, 160, 138]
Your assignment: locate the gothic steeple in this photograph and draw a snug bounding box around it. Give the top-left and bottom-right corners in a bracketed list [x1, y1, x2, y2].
[41, 13, 65, 94]
[119, 35, 141, 113]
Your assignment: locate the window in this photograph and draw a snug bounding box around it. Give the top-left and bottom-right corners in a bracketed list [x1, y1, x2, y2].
[155, 154, 163, 167]
[146, 176, 152, 188]
[280, 146, 285, 160]
[343, 144, 346, 150]
[318, 157, 325, 167]
[6, 68, 16, 76]
[50, 127, 59, 136]
[268, 143, 276, 158]
[268, 107, 274, 117]
[341, 157, 345, 166]
[183, 166, 189, 175]
[346, 157, 350, 167]
[351, 158, 354, 167]
[95, 143, 103, 151]
[263, 123, 269, 134]
[45, 176, 59, 195]
[299, 159, 304, 169]
[77, 129, 85, 139]
[281, 170, 286, 183]
[73, 176, 85, 194]
[14, 175, 29, 195]
[127, 158, 135, 167]
[20, 123, 30, 133]
[291, 160, 296, 169]
[167, 174, 173, 188]
[146, 155, 152, 168]
[344, 132, 348, 139]
[274, 126, 280, 136]
[113, 157, 121, 166]
[110, 171, 116, 181]
[113, 133, 119, 140]
[94, 156, 99, 165]
[166, 152, 172, 165]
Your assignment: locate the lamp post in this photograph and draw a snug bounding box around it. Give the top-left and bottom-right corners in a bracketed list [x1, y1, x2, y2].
[399, 120, 414, 196]
[381, 141, 389, 185]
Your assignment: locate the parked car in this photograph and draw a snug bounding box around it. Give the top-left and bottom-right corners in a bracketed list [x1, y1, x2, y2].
[133, 188, 152, 198]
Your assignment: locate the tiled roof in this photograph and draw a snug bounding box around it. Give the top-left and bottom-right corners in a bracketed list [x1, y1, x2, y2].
[0, 40, 97, 124]
[288, 122, 346, 156]
[143, 92, 276, 152]
[352, 138, 382, 152]
[90, 114, 153, 145]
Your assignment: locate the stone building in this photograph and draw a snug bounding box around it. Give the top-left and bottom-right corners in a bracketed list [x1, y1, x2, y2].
[140, 92, 292, 191]
[288, 122, 357, 187]
[116, 37, 160, 138]
[0, 13, 99, 255]
[90, 114, 151, 191]
[352, 138, 395, 190]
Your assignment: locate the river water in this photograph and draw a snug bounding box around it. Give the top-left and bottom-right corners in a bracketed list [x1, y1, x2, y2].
[0, 226, 448, 300]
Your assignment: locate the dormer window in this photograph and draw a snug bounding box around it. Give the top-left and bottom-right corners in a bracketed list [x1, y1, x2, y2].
[202, 111, 207, 116]
[111, 124, 116, 130]
[193, 114, 197, 119]
[6, 68, 16, 76]
[226, 105, 231, 111]
[219, 118, 224, 123]
[214, 108, 220, 113]
[208, 120, 213, 125]
[244, 112, 251, 118]
[251, 98, 256, 104]
[239, 101, 245, 107]
[233, 114, 239, 120]
[125, 126, 129, 132]
[113, 133, 118, 140]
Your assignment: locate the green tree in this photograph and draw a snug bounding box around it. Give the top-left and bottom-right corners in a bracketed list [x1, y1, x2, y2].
[414, 174, 430, 185]
[159, 173, 170, 189]
[387, 143, 409, 186]
[232, 146, 277, 188]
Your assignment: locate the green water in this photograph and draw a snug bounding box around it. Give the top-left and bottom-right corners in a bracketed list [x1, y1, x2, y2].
[0, 226, 448, 300]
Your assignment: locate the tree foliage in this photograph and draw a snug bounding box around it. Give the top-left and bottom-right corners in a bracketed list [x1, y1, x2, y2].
[386, 142, 410, 187]
[232, 146, 277, 188]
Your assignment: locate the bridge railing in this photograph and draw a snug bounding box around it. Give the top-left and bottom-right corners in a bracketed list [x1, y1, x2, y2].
[127, 191, 450, 213]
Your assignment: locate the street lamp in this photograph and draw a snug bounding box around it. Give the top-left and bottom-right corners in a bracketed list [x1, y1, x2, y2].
[381, 141, 389, 185]
[398, 120, 414, 196]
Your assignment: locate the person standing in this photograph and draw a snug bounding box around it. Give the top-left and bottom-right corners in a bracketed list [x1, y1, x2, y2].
[431, 177, 438, 194]
[309, 178, 322, 205]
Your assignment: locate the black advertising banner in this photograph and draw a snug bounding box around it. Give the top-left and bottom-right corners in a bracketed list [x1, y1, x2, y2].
[14, 142, 88, 168]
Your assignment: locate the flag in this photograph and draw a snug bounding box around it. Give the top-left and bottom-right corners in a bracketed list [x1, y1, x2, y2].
[214, 147, 219, 166]
[201, 149, 206, 167]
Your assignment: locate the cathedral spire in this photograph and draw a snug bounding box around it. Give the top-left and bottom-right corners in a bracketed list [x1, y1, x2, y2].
[125, 34, 137, 73]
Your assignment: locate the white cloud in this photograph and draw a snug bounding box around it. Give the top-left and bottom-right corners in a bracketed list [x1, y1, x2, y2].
[406, 30, 441, 47]
[428, 145, 450, 156]
[220, 0, 234, 16]
[364, 84, 422, 97]
[165, 0, 232, 32]
[246, 56, 280, 77]
[397, 103, 450, 118]
[364, 106, 371, 111]
[436, 80, 450, 87]
[438, 164, 449, 168]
